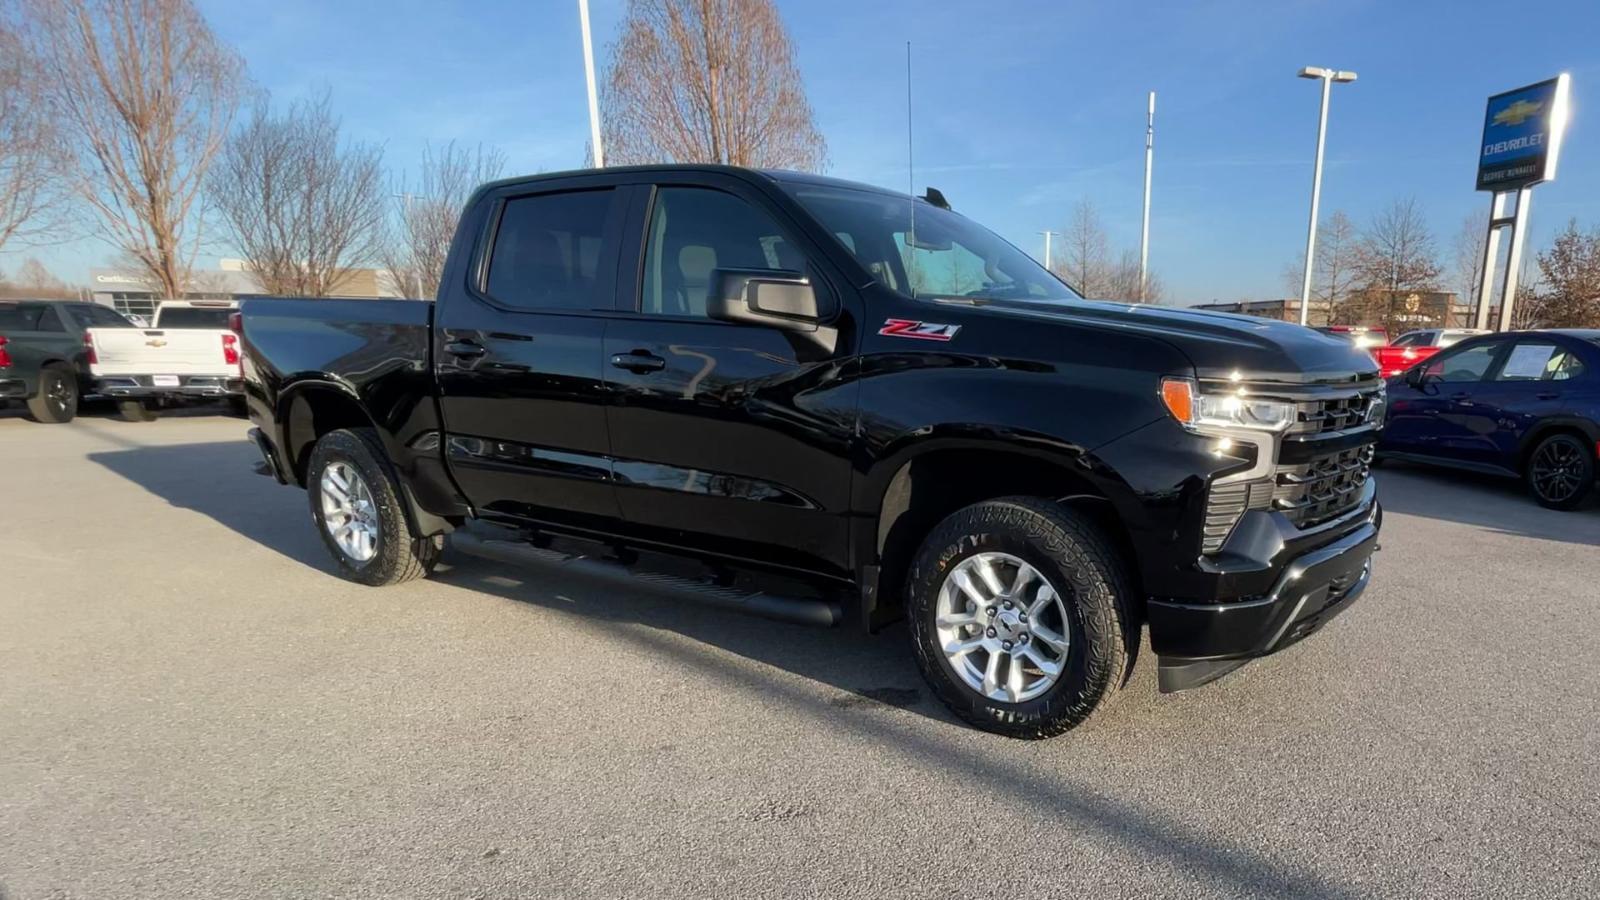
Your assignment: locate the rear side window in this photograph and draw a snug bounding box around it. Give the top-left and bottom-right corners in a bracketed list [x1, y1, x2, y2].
[68, 305, 134, 329]
[1495, 341, 1587, 382]
[155, 307, 232, 329]
[0, 303, 64, 332]
[1391, 332, 1427, 347]
[485, 189, 615, 311]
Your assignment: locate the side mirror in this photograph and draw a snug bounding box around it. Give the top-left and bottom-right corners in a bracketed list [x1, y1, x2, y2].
[1404, 366, 1426, 389]
[707, 268, 837, 352]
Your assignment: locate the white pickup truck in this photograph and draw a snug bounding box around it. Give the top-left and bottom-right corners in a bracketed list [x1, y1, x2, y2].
[86, 300, 243, 420]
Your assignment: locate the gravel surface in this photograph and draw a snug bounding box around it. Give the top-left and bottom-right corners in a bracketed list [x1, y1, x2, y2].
[2, 412, 1597, 899]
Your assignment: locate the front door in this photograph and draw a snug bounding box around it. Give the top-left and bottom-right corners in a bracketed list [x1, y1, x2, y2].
[434, 182, 629, 529]
[1384, 339, 1504, 459]
[601, 180, 859, 577]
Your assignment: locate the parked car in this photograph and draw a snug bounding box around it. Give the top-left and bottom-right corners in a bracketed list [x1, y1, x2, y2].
[240, 165, 1384, 738]
[1373, 328, 1491, 378]
[86, 299, 244, 421]
[1379, 329, 1600, 509]
[0, 299, 135, 423]
[1315, 324, 1389, 352]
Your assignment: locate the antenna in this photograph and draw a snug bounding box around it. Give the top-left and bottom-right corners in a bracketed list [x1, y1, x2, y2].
[906, 41, 917, 296]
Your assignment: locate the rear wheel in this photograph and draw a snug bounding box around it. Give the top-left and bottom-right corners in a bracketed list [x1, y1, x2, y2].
[306, 427, 441, 585]
[117, 399, 158, 422]
[25, 365, 78, 423]
[1525, 432, 1596, 510]
[906, 497, 1134, 739]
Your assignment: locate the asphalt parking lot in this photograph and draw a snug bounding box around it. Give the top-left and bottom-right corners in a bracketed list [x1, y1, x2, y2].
[2, 411, 1598, 899]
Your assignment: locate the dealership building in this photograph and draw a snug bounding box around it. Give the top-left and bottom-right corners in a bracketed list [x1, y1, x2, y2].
[89, 259, 402, 322]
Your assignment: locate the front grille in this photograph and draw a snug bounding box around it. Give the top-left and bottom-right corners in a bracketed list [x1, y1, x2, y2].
[1290, 391, 1379, 435]
[1273, 444, 1373, 527]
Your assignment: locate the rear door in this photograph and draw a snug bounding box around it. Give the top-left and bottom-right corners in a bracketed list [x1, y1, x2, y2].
[1474, 337, 1592, 466]
[600, 177, 859, 577]
[433, 178, 631, 529]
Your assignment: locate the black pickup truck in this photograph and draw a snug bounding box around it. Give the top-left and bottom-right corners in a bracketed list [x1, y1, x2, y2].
[240, 165, 1384, 738]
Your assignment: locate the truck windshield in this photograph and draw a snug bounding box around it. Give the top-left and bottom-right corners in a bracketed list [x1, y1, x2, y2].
[785, 184, 1079, 303]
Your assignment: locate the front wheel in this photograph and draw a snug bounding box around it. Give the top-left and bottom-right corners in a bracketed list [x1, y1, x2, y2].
[306, 428, 441, 585]
[1526, 432, 1596, 510]
[906, 497, 1135, 739]
[25, 365, 78, 423]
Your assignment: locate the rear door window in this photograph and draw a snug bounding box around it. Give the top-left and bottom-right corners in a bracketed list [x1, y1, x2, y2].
[485, 189, 619, 312]
[68, 305, 134, 330]
[0, 302, 64, 332]
[1494, 341, 1587, 382]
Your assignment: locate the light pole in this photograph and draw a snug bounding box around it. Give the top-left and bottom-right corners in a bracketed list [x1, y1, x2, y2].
[578, 0, 604, 167]
[1295, 66, 1356, 326]
[1038, 230, 1059, 272]
[1139, 91, 1155, 302]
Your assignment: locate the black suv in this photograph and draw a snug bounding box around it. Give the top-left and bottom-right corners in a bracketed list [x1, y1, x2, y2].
[239, 166, 1384, 737]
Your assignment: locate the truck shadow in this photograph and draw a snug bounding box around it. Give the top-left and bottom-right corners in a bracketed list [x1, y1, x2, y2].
[86, 439, 333, 571]
[84, 440, 1357, 897]
[1376, 462, 1600, 546]
[433, 556, 1358, 899]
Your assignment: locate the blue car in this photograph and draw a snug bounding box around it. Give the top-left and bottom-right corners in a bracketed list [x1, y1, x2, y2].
[1378, 329, 1600, 510]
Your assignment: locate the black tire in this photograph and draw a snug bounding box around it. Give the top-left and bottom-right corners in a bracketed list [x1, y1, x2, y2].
[906, 497, 1135, 739]
[25, 365, 78, 423]
[117, 399, 158, 422]
[306, 427, 441, 586]
[1524, 432, 1596, 511]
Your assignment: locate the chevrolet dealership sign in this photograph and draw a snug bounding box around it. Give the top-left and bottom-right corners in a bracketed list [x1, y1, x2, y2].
[1477, 75, 1571, 191]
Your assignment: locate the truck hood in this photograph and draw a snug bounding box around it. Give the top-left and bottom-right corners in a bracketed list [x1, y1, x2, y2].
[968, 297, 1379, 384]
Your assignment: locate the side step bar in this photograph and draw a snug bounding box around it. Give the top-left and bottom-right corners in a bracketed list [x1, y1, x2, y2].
[449, 531, 844, 628]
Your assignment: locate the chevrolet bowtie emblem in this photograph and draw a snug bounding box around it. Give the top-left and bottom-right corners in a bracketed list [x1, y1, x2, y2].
[1492, 99, 1543, 127]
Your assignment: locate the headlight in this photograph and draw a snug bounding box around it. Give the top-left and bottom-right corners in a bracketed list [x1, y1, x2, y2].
[1160, 377, 1295, 432]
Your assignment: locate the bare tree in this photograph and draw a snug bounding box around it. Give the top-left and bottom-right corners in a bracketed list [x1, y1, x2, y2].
[1105, 249, 1163, 302]
[24, 0, 244, 299]
[209, 92, 386, 297]
[1283, 210, 1358, 308]
[0, 19, 71, 252]
[1354, 198, 1441, 294]
[1452, 207, 1489, 305]
[0, 257, 75, 298]
[382, 142, 506, 300]
[601, 0, 826, 171]
[1056, 198, 1111, 298]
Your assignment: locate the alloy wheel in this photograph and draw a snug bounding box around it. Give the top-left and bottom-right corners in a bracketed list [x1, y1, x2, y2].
[934, 551, 1071, 703]
[320, 461, 379, 563]
[1531, 436, 1587, 504]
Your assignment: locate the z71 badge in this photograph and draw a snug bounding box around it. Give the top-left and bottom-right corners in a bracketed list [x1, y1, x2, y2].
[878, 319, 961, 342]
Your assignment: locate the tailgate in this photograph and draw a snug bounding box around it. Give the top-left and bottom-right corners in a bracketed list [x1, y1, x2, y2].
[89, 328, 233, 377]
[1375, 346, 1438, 377]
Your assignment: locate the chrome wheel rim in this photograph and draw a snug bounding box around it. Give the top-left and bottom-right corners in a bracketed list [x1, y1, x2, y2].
[1531, 437, 1586, 503]
[935, 552, 1070, 703]
[320, 462, 379, 563]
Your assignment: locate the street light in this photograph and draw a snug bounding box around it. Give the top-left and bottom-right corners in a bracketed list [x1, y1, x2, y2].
[1295, 66, 1357, 326]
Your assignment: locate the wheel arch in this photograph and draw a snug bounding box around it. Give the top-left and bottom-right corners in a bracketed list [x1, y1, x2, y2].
[1516, 417, 1600, 471]
[864, 439, 1141, 625]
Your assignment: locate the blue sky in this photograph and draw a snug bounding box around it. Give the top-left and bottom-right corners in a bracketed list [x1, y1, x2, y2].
[20, 0, 1600, 304]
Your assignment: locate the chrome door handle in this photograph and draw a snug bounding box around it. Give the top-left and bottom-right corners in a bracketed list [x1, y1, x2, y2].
[610, 352, 665, 373]
[445, 340, 486, 359]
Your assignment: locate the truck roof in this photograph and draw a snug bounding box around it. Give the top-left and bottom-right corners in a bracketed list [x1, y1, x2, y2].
[476, 164, 907, 201]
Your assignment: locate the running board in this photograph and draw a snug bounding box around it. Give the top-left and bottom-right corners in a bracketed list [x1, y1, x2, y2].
[448, 531, 844, 628]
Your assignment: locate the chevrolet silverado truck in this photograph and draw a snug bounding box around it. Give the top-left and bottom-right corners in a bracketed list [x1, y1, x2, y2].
[239, 165, 1385, 738]
[87, 299, 244, 420]
[0, 299, 135, 423]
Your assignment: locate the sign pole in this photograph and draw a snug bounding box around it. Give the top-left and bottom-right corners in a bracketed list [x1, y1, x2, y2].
[1298, 74, 1333, 327]
[1474, 192, 1508, 330]
[578, 0, 605, 168]
[1497, 187, 1534, 331]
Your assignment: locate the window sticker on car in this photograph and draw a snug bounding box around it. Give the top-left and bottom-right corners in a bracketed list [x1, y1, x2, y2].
[879, 319, 961, 341]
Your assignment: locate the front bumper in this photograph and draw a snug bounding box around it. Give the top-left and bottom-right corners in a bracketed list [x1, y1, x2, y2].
[95, 375, 243, 399]
[1149, 500, 1381, 692]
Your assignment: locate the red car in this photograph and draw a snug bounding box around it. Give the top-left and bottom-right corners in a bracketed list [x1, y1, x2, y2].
[1373, 328, 1490, 377]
